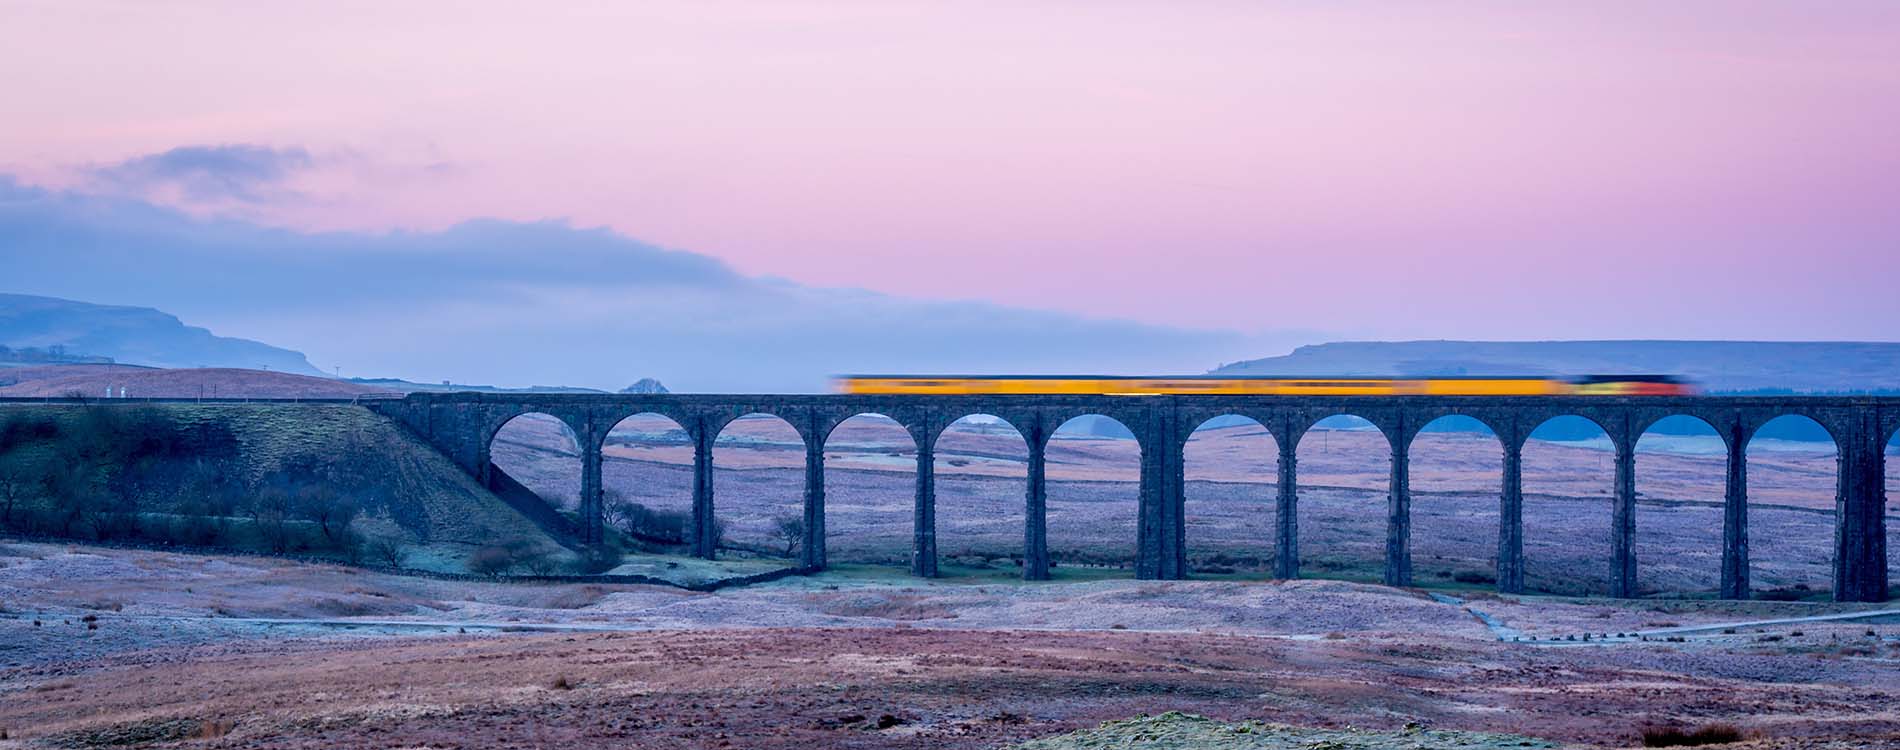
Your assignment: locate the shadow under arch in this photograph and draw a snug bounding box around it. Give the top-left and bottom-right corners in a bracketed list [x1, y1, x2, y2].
[1045, 413, 1140, 578]
[1634, 414, 1726, 596]
[600, 412, 694, 554]
[930, 413, 1031, 578]
[820, 412, 917, 569]
[1183, 414, 1277, 578]
[1744, 414, 1838, 600]
[1888, 428, 1899, 588]
[1406, 415, 1502, 588]
[487, 412, 582, 512]
[710, 412, 806, 566]
[1293, 413, 1391, 583]
[1521, 415, 1616, 596]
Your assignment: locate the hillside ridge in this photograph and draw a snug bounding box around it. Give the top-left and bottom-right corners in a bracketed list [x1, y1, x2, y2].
[0, 293, 322, 375]
[1216, 339, 1900, 393]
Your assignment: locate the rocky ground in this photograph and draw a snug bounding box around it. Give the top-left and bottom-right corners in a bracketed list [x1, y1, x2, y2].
[2, 542, 1898, 749]
[1011, 713, 1559, 750]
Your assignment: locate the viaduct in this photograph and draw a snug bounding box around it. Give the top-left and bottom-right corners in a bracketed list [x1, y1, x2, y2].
[365, 391, 1899, 603]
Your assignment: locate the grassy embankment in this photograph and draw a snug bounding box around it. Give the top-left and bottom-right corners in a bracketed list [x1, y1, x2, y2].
[0, 403, 571, 573]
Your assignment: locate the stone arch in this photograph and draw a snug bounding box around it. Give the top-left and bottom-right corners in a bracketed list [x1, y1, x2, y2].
[820, 413, 918, 568]
[1046, 413, 1141, 576]
[1039, 406, 1150, 449]
[1744, 414, 1838, 599]
[485, 411, 583, 512]
[931, 413, 1031, 577]
[1634, 414, 1726, 596]
[1182, 414, 1278, 577]
[1742, 409, 1843, 455]
[479, 406, 586, 464]
[599, 411, 695, 553]
[710, 412, 807, 565]
[594, 405, 700, 451]
[1173, 407, 1289, 451]
[1293, 412, 1392, 583]
[701, 405, 816, 450]
[1406, 415, 1503, 588]
[1290, 410, 1397, 451]
[1521, 415, 1617, 596]
[1633, 411, 1735, 453]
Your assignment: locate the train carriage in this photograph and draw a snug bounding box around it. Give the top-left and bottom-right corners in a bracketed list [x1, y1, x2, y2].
[836, 374, 1694, 396]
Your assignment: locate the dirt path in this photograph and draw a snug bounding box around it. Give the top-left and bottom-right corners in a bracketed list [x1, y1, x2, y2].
[1441, 591, 1900, 644]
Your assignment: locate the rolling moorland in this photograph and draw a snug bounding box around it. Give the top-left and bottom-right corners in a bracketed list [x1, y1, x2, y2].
[1, 540, 1897, 748]
[1, 358, 1898, 747]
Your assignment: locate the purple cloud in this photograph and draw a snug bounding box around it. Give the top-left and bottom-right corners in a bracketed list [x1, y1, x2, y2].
[88, 144, 316, 204]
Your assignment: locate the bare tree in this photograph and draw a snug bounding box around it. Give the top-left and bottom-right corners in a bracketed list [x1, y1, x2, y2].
[0, 472, 25, 529]
[774, 515, 806, 558]
[252, 487, 295, 553]
[293, 486, 361, 550]
[518, 547, 559, 576]
[367, 537, 405, 568]
[42, 462, 104, 538]
[172, 496, 217, 545]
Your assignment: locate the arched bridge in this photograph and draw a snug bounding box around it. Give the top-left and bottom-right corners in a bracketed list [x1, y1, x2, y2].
[367, 392, 1899, 602]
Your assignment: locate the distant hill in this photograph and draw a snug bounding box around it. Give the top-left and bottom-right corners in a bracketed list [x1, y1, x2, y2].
[0, 293, 322, 375]
[346, 378, 607, 394]
[1213, 340, 1900, 394]
[0, 364, 391, 399]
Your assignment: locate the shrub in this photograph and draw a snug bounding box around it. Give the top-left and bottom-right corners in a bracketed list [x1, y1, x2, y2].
[607, 499, 691, 546]
[193, 719, 234, 739]
[467, 544, 519, 577]
[1757, 588, 1810, 602]
[575, 546, 622, 575]
[1642, 723, 1745, 747]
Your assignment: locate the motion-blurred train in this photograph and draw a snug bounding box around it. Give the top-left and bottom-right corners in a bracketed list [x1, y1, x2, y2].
[835, 375, 1697, 397]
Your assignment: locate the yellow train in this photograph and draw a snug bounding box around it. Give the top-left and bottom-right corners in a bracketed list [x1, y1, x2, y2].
[835, 375, 1696, 397]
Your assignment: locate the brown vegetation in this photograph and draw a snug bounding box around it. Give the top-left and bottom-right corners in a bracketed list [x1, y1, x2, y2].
[1, 543, 1895, 749]
[1642, 723, 1746, 747]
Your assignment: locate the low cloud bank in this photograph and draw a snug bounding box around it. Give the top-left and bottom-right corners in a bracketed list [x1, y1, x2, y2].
[1, 171, 1305, 391]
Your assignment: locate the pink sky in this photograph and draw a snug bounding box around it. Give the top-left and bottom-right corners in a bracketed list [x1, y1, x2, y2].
[3, 1, 1897, 340]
